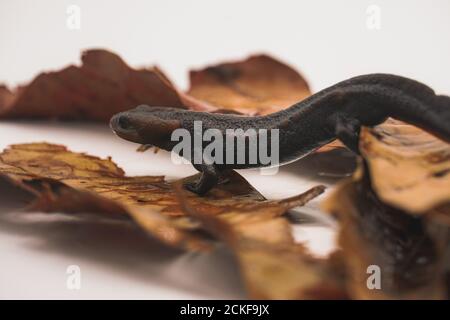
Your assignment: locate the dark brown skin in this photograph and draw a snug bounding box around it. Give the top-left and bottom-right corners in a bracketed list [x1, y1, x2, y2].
[110, 74, 450, 195]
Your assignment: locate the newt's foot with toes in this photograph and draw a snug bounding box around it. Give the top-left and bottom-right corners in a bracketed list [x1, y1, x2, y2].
[184, 163, 220, 195]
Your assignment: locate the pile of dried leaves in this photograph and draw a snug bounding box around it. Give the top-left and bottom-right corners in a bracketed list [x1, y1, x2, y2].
[0, 142, 342, 299]
[0, 50, 449, 299]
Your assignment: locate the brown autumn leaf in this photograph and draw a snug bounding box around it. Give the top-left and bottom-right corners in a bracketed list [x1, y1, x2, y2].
[0, 143, 212, 251]
[174, 181, 347, 299]
[359, 124, 450, 213]
[322, 123, 450, 299]
[0, 142, 328, 256]
[0, 49, 212, 122]
[0, 50, 310, 121]
[0, 85, 14, 109]
[188, 54, 311, 115]
[323, 170, 449, 299]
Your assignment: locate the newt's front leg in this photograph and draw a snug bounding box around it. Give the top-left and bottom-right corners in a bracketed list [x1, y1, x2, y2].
[184, 163, 221, 195]
[334, 114, 362, 154]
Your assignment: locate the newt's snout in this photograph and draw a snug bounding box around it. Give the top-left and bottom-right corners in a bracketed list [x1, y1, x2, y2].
[110, 113, 130, 131]
[110, 109, 182, 149]
[110, 112, 144, 144]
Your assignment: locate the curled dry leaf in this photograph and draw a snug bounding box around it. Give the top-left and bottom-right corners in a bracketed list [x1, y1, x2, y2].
[0, 143, 332, 257]
[0, 85, 14, 110]
[360, 123, 450, 213]
[188, 54, 310, 115]
[0, 50, 310, 121]
[0, 49, 210, 121]
[322, 123, 450, 299]
[323, 174, 449, 299]
[0, 143, 345, 298]
[174, 181, 348, 299]
[0, 143, 211, 250]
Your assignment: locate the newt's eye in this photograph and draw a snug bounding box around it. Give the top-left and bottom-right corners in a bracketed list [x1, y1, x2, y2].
[118, 115, 132, 130]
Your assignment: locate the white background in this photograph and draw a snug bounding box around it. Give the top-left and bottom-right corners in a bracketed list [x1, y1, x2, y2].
[0, 0, 449, 299]
[1, 0, 450, 92]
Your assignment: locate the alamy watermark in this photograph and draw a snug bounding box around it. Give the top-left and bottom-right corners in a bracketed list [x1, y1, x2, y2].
[170, 121, 280, 175]
[366, 265, 381, 290]
[66, 265, 81, 290]
[366, 4, 381, 30]
[66, 5, 81, 30]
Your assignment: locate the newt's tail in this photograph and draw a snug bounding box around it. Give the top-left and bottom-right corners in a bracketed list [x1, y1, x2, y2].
[353, 74, 450, 143]
[389, 89, 450, 143]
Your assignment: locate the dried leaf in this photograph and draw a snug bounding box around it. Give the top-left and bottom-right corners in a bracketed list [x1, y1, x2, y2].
[0, 148, 212, 250]
[316, 140, 345, 153]
[0, 85, 14, 109]
[323, 173, 449, 299]
[0, 143, 211, 250]
[0, 143, 332, 256]
[360, 124, 450, 213]
[174, 181, 347, 299]
[0, 143, 263, 219]
[323, 123, 450, 299]
[188, 54, 310, 115]
[0, 50, 310, 121]
[0, 50, 212, 121]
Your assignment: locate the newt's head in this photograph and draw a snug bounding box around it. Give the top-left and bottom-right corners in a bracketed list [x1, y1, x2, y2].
[110, 105, 182, 150]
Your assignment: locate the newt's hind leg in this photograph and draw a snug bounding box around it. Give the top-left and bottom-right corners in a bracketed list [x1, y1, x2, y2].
[334, 115, 362, 154]
[184, 163, 220, 195]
